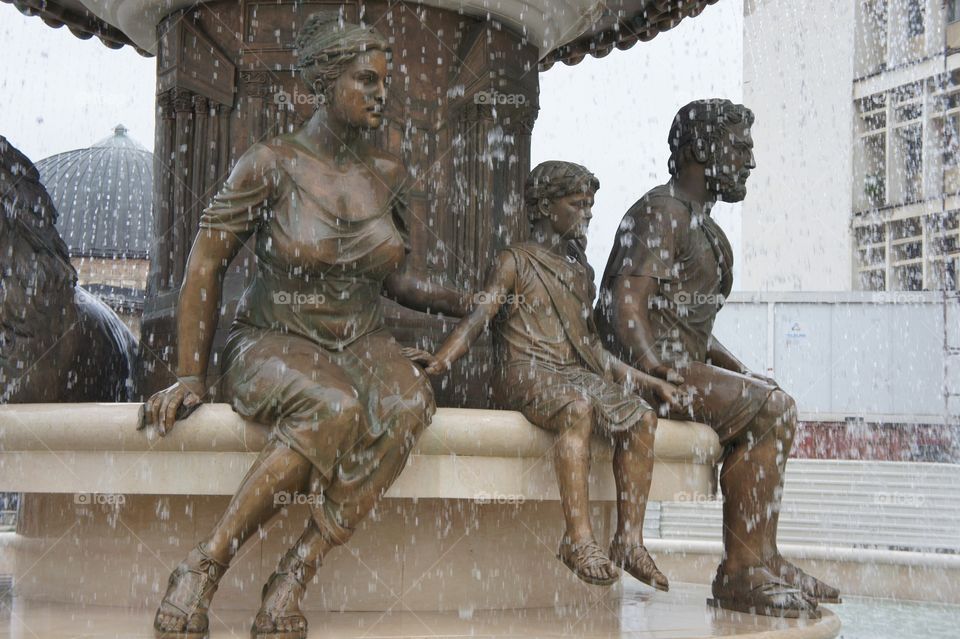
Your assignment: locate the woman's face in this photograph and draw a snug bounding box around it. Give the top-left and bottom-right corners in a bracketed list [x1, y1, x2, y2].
[326, 50, 389, 130]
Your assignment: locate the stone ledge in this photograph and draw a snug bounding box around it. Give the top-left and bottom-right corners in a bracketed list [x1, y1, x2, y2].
[0, 404, 721, 502]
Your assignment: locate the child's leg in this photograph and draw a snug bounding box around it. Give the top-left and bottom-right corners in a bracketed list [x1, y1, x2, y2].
[612, 409, 657, 545]
[554, 399, 595, 544]
[610, 410, 669, 590]
[553, 399, 619, 585]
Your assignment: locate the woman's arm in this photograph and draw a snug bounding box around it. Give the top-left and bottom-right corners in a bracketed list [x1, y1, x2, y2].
[142, 146, 272, 434]
[383, 269, 472, 318]
[424, 251, 517, 374]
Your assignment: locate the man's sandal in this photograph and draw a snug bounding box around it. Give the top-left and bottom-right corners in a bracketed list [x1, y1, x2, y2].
[771, 558, 842, 604]
[251, 549, 318, 639]
[609, 541, 669, 591]
[708, 564, 820, 619]
[154, 544, 228, 638]
[557, 538, 620, 586]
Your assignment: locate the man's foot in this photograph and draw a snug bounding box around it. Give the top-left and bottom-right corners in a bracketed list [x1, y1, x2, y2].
[557, 538, 619, 586]
[609, 539, 669, 591]
[154, 544, 227, 638]
[767, 555, 842, 603]
[709, 564, 820, 619]
[251, 549, 317, 639]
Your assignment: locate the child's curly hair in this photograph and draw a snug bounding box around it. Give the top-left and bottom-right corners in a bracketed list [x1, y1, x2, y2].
[524, 161, 599, 227]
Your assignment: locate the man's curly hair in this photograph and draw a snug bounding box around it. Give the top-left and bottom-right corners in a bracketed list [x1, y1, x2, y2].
[667, 99, 754, 176]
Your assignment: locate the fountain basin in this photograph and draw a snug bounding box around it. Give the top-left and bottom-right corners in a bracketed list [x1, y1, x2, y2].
[0, 404, 719, 612]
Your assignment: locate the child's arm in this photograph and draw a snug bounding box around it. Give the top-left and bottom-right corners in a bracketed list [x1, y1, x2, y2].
[592, 340, 686, 411]
[425, 251, 518, 375]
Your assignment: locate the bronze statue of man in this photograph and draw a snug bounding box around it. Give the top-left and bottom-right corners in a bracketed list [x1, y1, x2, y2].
[139, 13, 468, 639]
[426, 161, 682, 589]
[595, 99, 840, 618]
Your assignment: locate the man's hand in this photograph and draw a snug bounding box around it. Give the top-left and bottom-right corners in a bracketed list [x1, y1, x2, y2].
[744, 370, 779, 387]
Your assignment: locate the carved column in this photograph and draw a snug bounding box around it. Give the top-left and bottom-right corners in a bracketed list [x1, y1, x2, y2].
[137, 0, 539, 407]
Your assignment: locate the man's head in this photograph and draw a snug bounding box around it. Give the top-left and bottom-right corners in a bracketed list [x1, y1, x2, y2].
[668, 99, 755, 203]
[524, 161, 599, 242]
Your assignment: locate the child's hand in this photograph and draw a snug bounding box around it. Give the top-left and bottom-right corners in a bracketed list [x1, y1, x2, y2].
[401, 347, 438, 369]
[424, 355, 453, 376]
[652, 379, 687, 413]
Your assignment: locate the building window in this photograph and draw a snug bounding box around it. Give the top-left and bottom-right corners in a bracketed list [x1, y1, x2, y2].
[905, 0, 925, 38]
[856, 0, 887, 76]
[855, 95, 887, 210]
[950, 0, 960, 24]
[858, 0, 926, 71]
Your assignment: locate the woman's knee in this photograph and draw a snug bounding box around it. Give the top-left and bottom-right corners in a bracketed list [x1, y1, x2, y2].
[288, 384, 364, 433]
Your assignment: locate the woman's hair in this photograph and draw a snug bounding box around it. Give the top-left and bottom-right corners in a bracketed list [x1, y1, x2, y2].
[296, 12, 390, 100]
[523, 161, 599, 226]
[667, 99, 754, 176]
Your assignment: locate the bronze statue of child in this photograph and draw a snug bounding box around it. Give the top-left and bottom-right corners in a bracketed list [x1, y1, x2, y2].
[425, 161, 683, 588]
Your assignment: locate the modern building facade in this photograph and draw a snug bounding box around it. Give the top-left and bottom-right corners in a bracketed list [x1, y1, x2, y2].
[743, 0, 960, 293]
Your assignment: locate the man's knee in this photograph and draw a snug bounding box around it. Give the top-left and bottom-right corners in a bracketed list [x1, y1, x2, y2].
[765, 389, 797, 423]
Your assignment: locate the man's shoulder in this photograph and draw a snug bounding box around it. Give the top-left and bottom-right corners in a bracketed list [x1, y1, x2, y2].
[624, 184, 691, 224]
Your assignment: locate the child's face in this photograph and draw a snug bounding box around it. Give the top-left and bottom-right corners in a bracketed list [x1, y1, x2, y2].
[546, 190, 594, 241]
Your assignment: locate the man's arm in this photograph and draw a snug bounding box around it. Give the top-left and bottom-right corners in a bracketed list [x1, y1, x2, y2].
[606, 275, 684, 383]
[706, 337, 747, 374]
[708, 337, 778, 386]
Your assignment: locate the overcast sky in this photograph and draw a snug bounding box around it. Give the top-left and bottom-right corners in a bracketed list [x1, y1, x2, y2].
[0, 1, 743, 285]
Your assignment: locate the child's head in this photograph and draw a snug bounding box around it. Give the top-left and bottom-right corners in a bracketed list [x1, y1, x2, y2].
[524, 161, 599, 241]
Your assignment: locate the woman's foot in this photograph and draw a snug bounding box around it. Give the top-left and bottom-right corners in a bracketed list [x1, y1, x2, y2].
[251, 549, 318, 639]
[609, 539, 669, 591]
[767, 555, 842, 603]
[557, 537, 619, 586]
[709, 563, 820, 619]
[154, 544, 227, 638]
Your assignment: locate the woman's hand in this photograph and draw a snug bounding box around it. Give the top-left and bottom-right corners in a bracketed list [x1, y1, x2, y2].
[424, 354, 454, 376]
[138, 377, 206, 436]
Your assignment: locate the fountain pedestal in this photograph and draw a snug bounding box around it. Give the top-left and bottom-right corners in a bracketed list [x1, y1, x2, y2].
[0, 403, 718, 611]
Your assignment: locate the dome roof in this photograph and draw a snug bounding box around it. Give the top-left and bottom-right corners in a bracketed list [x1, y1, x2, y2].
[36, 124, 153, 259]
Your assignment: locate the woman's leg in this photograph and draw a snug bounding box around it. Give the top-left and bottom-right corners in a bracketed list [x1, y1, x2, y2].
[156, 331, 363, 634]
[254, 331, 436, 634]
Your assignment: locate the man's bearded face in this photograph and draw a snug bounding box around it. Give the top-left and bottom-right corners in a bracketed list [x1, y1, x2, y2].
[705, 122, 755, 203]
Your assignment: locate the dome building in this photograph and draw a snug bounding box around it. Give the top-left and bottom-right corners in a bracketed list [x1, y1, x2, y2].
[35, 124, 153, 337]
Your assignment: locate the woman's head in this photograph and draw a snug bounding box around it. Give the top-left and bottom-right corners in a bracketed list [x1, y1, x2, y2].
[524, 161, 599, 240]
[297, 13, 391, 128]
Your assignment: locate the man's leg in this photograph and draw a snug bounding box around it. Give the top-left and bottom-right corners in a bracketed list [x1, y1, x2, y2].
[719, 389, 796, 574]
[669, 364, 816, 616]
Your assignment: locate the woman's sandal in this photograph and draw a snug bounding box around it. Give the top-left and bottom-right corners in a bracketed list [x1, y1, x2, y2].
[608, 541, 669, 592]
[708, 564, 820, 619]
[251, 549, 318, 639]
[154, 544, 228, 638]
[557, 538, 620, 586]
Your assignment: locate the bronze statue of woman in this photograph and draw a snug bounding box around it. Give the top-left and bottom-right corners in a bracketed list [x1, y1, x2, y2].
[139, 13, 469, 639]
